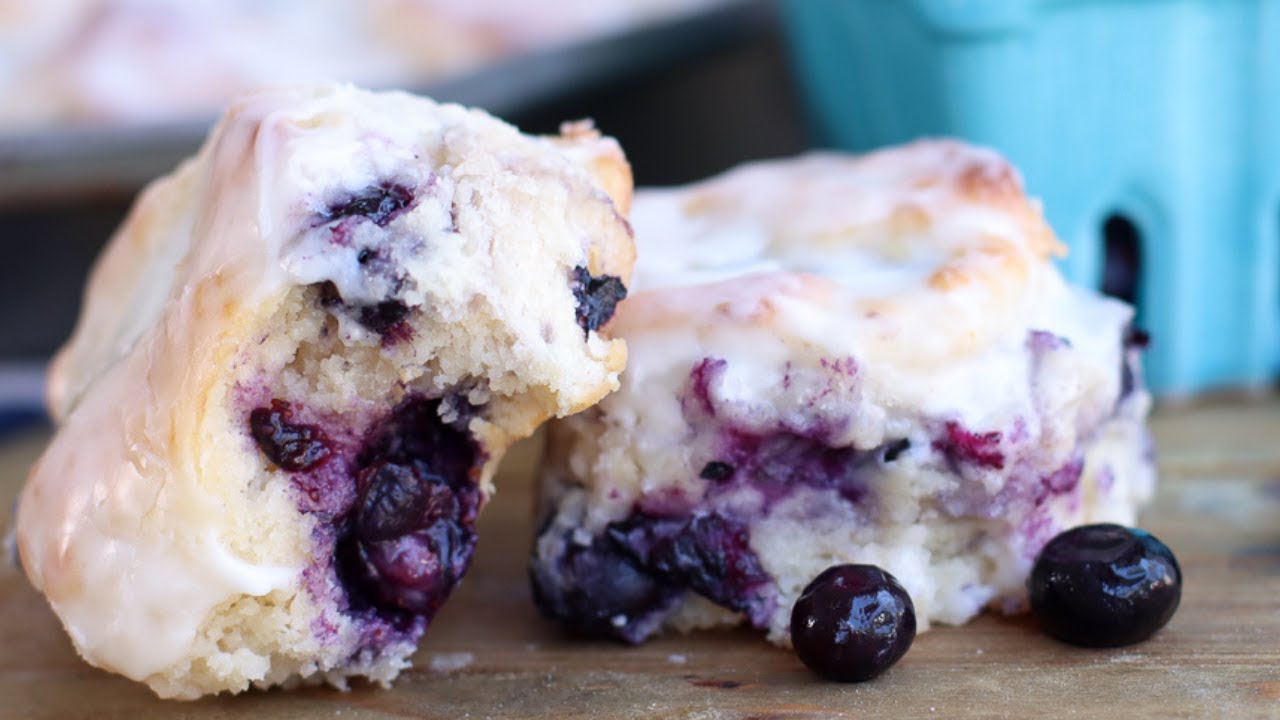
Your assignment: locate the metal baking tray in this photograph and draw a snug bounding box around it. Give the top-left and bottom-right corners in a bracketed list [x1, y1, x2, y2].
[0, 0, 770, 207]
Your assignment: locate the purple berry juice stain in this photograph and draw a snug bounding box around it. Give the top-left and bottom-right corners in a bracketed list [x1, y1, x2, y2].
[934, 421, 1005, 470]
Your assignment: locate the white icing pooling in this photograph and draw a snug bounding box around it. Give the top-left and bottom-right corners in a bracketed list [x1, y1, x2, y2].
[22, 344, 299, 682]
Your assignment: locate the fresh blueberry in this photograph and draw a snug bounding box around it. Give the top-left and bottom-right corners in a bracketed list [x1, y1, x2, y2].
[326, 183, 415, 227]
[790, 564, 916, 682]
[1028, 523, 1181, 647]
[571, 266, 627, 335]
[248, 399, 332, 471]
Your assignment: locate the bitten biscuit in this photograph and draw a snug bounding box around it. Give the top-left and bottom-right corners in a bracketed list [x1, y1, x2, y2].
[17, 84, 634, 698]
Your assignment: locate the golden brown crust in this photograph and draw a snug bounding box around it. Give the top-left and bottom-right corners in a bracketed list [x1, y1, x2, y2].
[622, 140, 1073, 372]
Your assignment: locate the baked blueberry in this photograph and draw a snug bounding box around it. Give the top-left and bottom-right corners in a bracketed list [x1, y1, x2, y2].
[248, 400, 332, 471]
[338, 483, 475, 616]
[529, 532, 674, 642]
[571, 266, 627, 334]
[335, 396, 484, 618]
[608, 511, 771, 618]
[357, 299, 410, 335]
[326, 183, 415, 227]
[311, 281, 411, 338]
[354, 462, 432, 542]
[699, 461, 735, 481]
[1029, 523, 1180, 647]
[790, 564, 916, 682]
[881, 439, 911, 463]
[1119, 326, 1151, 399]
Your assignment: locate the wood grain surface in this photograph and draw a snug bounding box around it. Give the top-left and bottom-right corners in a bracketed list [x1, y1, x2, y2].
[2, 398, 1279, 719]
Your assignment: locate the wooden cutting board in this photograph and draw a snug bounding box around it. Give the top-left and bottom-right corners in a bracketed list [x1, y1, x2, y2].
[3, 398, 1279, 719]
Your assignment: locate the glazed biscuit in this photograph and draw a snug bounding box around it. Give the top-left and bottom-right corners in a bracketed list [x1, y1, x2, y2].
[18, 84, 634, 698]
[531, 141, 1154, 645]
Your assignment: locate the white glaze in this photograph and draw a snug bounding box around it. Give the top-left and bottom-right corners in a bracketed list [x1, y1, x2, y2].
[535, 142, 1154, 644]
[622, 146, 1131, 431]
[18, 84, 631, 689]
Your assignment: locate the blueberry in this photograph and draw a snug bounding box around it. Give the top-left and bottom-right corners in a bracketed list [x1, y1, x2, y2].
[716, 430, 867, 506]
[1028, 523, 1181, 647]
[354, 462, 432, 542]
[790, 564, 916, 683]
[357, 299, 410, 335]
[312, 281, 411, 338]
[326, 183, 415, 227]
[357, 395, 481, 481]
[699, 461, 735, 481]
[1124, 326, 1151, 350]
[650, 513, 770, 613]
[338, 474, 479, 616]
[571, 266, 627, 335]
[685, 357, 727, 418]
[529, 532, 675, 642]
[608, 512, 770, 618]
[338, 505, 472, 616]
[248, 400, 332, 471]
[881, 439, 910, 463]
[336, 395, 484, 620]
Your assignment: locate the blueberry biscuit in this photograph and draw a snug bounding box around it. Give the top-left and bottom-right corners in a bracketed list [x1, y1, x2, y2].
[16, 84, 633, 698]
[531, 142, 1155, 645]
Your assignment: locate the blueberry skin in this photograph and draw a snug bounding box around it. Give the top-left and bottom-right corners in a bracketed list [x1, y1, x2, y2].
[790, 564, 917, 682]
[571, 266, 627, 335]
[529, 533, 674, 642]
[325, 183, 415, 227]
[248, 399, 332, 471]
[1029, 523, 1181, 648]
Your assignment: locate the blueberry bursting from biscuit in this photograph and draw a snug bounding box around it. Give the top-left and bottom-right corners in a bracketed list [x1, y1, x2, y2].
[250, 395, 483, 625]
